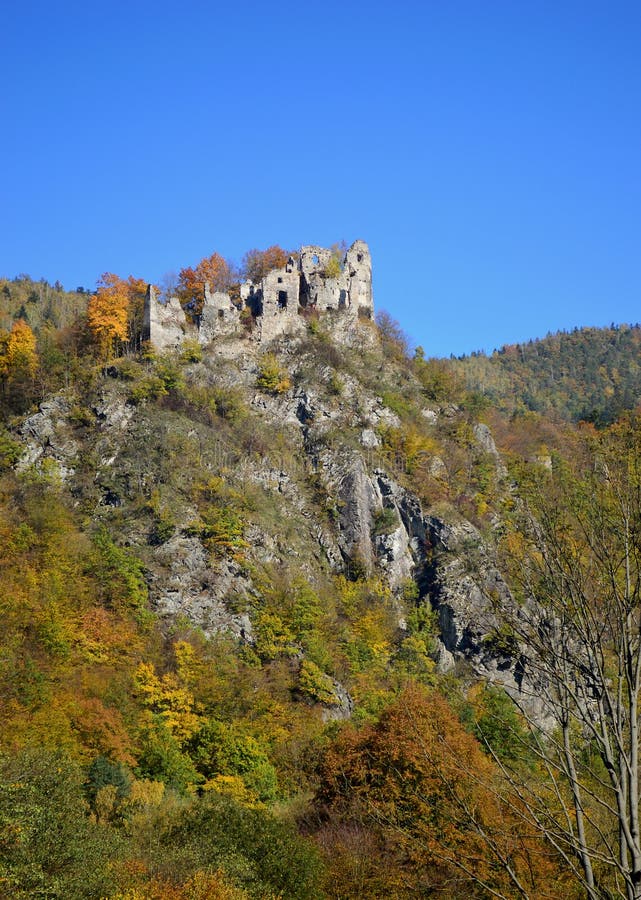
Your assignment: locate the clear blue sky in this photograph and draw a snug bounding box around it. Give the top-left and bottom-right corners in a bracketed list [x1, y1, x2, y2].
[2, 0, 640, 357]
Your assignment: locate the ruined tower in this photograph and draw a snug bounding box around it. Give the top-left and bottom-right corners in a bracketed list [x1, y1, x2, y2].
[142, 240, 374, 351]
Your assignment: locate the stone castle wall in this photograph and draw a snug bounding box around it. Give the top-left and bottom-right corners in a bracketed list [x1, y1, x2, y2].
[142, 240, 373, 351]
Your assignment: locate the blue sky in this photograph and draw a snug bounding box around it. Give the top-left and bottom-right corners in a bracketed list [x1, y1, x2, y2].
[2, 1, 640, 357]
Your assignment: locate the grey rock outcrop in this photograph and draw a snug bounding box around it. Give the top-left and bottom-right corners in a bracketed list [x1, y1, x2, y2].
[150, 532, 254, 639]
[473, 422, 508, 478]
[18, 397, 79, 479]
[336, 456, 382, 573]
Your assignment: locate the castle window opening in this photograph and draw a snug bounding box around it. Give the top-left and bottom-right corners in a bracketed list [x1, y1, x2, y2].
[278, 291, 288, 309]
[339, 290, 347, 309]
[357, 253, 363, 262]
[312, 255, 319, 265]
[218, 310, 225, 319]
[277, 277, 283, 283]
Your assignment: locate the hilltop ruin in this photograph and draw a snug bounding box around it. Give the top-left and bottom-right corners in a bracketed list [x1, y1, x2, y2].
[142, 240, 373, 350]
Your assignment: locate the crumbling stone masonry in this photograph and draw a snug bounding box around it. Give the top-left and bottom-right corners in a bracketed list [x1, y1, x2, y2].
[142, 240, 373, 350]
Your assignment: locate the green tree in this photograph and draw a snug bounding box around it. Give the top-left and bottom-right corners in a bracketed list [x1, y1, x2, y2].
[141, 792, 324, 898]
[0, 748, 122, 898]
[187, 719, 278, 803]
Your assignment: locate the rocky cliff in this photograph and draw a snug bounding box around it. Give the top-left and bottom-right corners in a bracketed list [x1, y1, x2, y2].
[13, 316, 542, 722]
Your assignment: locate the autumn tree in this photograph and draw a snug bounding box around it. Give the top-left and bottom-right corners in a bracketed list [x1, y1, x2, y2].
[177, 253, 235, 317]
[0, 319, 39, 411]
[6, 319, 38, 379]
[493, 417, 641, 899]
[313, 684, 562, 897]
[241, 246, 291, 284]
[87, 273, 128, 359]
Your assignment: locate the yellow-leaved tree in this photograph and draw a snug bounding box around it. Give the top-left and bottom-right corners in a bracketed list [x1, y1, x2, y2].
[0, 319, 38, 409]
[87, 273, 129, 360]
[87, 273, 147, 360]
[6, 319, 38, 379]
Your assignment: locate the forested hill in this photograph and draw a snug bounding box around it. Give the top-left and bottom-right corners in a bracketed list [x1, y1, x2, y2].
[451, 323, 641, 424]
[4, 260, 641, 895]
[0, 275, 89, 332]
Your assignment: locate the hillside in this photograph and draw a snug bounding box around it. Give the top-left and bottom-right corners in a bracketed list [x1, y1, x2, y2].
[2, 254, 641, 896]
[451, 323, 641, 424]
[0, 274, 89, 332]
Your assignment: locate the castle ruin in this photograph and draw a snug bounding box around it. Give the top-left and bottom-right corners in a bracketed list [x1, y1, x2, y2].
[142, 240, 373, 351]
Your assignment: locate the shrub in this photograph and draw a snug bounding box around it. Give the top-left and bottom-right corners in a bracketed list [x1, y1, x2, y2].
[0, 429, 22, 471]
[256, 354, 290, 394]
[298, 660, 338, 706]
[129, 374, 168, 404]
[143, 792, 324, 898]
[198, 507, 247, 556]
[211, 387, 247, 423]
[323, 255, 342, 279]
[371, 507, 399, 536]
[0, 748, 123, 897]
[180, 339, 203, 363]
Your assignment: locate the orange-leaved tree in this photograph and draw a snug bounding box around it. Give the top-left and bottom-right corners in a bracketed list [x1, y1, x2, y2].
[313, 683, 566, 898]
[241, 246, 291, 284]
[177, 253, 234, 317]
[88, 274, 128, 360]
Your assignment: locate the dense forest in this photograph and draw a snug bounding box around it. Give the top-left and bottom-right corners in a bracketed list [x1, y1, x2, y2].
[451, 324, 641, 425]
[2, 258, 641, 898]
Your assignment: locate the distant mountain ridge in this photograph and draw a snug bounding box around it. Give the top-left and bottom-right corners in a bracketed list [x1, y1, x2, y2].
[452, 323, 641, 424]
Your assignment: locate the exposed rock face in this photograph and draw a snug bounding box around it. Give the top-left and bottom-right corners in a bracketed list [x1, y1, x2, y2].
[18, 397, 79, 478]
[424, 516, 507, 663]
[143, 240, 374, 351]
[473, 422, 508, 478]
[336, 456, 381, 573]
[14, 326, 543, 723]
[150, 533, 253, 640]
[420, 514, 555, 726]
[372, 471, 426, 589]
